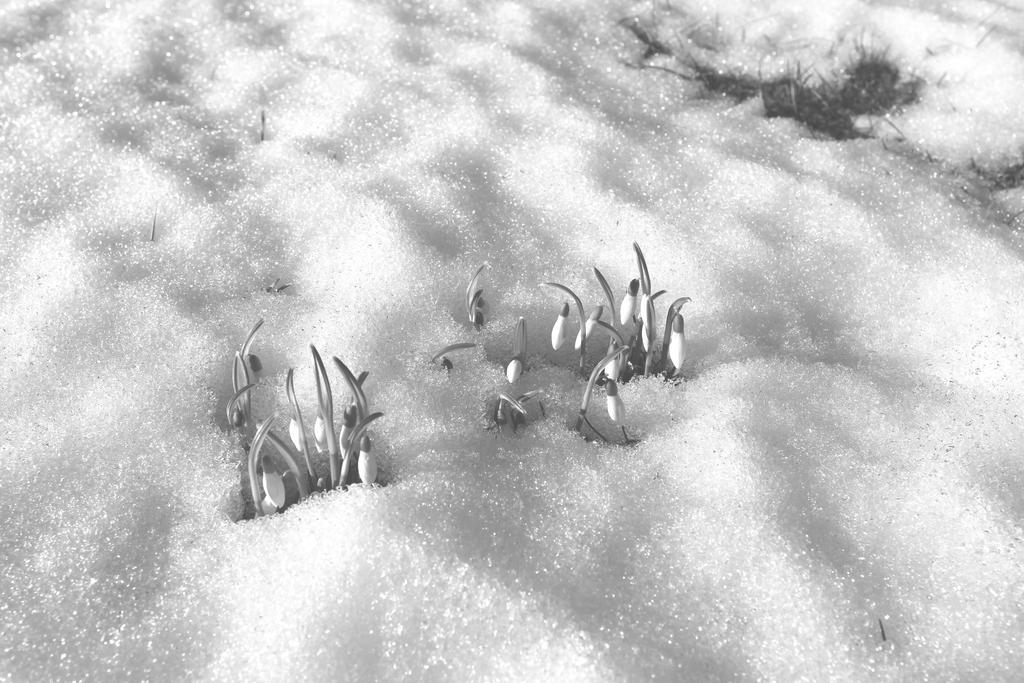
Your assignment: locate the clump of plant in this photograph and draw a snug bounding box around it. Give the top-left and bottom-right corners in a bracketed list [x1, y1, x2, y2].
[618, 17, 922, 141]
[761, 69, 861, 141]
[971, 156, 1024, 191]
[226, 322, 385, 518]
[486, 317, 545, 434]
[838, 44, 921, 116]
[762, 46, 921, 140]
[542, 243, 690, 444]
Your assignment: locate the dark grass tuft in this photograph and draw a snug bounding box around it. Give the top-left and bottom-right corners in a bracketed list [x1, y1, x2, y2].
[839, 46, 922, 116]
[972, 158, 1024, 190]
[761, 71, 861, 140]
[690, 62, 761, 101]
[618, 18, 923, 142]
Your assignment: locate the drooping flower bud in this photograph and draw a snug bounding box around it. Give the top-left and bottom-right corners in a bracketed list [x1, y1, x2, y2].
[606, 380, 625, 423]
[506, 358, 523, 383]
[357, 435, 377, 484]
[339, 404, 357, 450]
[669, 313, 686, 370]
[313, 413, 327, 452]
[230, 407, 246, 429]
[551, 302, 570, 350]
[620, 278, 640, 325]
[604, 339, 622, 380]
[576, 306, 603, 350]
[261, 455, 287, 510]
[585, 305, 603, 337]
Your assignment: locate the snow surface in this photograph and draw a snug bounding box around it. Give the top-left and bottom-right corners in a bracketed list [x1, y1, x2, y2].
[2, 0, 1024, 680]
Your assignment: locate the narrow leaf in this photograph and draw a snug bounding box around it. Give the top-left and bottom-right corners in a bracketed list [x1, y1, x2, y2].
[430, 343, 476, 363]
[466, 265, 485, 321]
[633, 242, 651, 295]
[592, 267, 618, 324]
[332, 356, 368, 420]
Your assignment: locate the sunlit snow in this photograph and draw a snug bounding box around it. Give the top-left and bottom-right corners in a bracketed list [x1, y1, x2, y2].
[1, 0, 1023, 680]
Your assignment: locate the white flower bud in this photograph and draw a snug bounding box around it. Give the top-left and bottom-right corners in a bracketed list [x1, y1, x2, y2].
[551, 302, 570, 350]
[604, 350, 622, 381]
[640, 294, 653, 351]
[261, 456, 287, 509]
[288, 418, 304, 453]
[669, 313, 686, 370]
[339, 405, 357, 451]
[619, 278, 640, 325]
[313, 413, 327, 451]
[606, 380, 625, 423]
[585, 305, 603, 337]
[506, 358, 522, 383]
[259, 496, 279, 515]
[576, 306, 603, 350]
[357, 435, 377, 484]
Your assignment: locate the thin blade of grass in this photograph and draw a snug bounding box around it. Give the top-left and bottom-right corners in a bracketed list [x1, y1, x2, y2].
[497, 392, 528, 416]
[285, 368, 315, 480]
[311, 345, 340, 487]
[248, 417, 277, 517]
[633, 242, 651, 295]
[265, 431, 312, 499]
[226, 382, 257, 426]
[466, 265, 485, 321]
[332, 357, 368, 419]
[593, 267, 618, 324]
[512, 317, 526, 360]
[592, 319, 627, 346]
[241, 319, 264, 359]
[430, 343, 476, 363]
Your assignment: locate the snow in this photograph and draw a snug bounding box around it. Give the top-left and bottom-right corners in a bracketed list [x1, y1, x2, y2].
[2, 0, 1023, 680]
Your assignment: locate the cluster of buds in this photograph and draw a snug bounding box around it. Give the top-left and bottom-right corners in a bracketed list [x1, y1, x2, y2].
[226, 321, 385, 518]
[541, 243, 691, 443]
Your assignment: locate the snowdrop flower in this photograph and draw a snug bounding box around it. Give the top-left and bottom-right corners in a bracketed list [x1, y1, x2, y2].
[261, 454, 287, 511]
[507, 317, 526, 382]
[357, 435, 377, 484]
[606, 380, 625, 423]
[339, 404, 357, 450]
[619, 278, 640, 325]
[288, 418, 304, 453]
[506, 358, 522, 383]
[669, 313, 685, 370]
[576, 305, 603, 350]
[313, 413, 327, 452]
[551, 302, 570, 350]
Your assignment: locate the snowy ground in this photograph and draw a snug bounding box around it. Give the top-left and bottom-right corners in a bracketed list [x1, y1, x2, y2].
[2, 0, 1024, 680]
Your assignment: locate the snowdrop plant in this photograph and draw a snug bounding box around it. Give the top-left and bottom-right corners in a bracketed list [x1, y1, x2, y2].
[227, 327, 386, 518]
[226, 318, 264, 431]
[575, 343, 635, 444]
[486, 389, 545, 435]
[625, 243, 691, 378]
